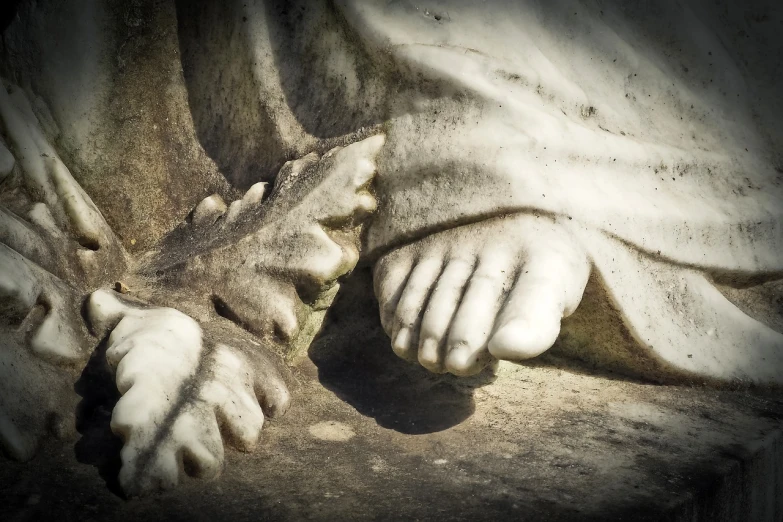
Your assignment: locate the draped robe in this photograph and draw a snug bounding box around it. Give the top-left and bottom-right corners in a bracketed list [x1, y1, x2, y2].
[10, 0, 783, 383]
[333, 0, 783, 383]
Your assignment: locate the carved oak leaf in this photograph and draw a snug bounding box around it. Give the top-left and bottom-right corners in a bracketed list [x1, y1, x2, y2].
[143, 135, 385, 357]
[0, 80, 126, 286]
[0, 245, 88, 460]
[0, 80, 126, 460]
[87, 289, 290, 497]
[0, 243, 90, 363]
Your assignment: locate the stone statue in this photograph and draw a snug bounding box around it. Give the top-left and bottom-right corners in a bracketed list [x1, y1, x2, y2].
[176, 0, 783, 382]
[0, 73, 383, 493]
[352, 0, 783, 383]
[1, 0, 781, 497]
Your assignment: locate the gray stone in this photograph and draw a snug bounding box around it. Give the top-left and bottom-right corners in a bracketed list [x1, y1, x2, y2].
[1, 272, 782, 521]
[1, 0, 783, 518]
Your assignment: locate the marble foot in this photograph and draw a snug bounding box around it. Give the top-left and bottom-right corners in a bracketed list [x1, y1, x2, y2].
[374, 214, 590, 376]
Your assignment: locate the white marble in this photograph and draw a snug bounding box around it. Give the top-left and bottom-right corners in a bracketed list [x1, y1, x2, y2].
[1, 0, 782, 500]
[88, 290, 289, 497]
[0, 243, 87, 363]
[334, 0, 783, 384]
[142, 135, 384, 350]
[166, 0, 783, 383]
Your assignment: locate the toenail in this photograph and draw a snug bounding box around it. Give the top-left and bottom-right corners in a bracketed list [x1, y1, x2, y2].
[489, 319, 554, 361]
[446, 343, 474, 372]
[393, 327, 411, 355]
[419, 338, 440, 366]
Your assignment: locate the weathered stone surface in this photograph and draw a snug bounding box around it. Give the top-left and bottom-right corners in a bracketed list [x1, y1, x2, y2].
[0, 0, 237, 252]
[0, 73, 382, 475]
[4, 0, 783, 385]
[0, 82, 125, 462]
[137, 136, 384, 359]
[1, 0, 783, 517]
[1, 272, 782, 521]
[348, 0, 783, 385]
[86, 289, 290, 497]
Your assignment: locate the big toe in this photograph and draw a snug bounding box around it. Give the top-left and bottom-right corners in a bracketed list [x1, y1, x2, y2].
[390, 255, 444, 361]
[488, 317, 561, 361]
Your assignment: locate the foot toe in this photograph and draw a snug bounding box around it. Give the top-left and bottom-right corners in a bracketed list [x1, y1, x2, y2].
[418, 337, 445, 372]
[488, 317, 561, 361]
[417, 257, 474, 372]
[488, 237, 589, 361]
[391, 255, 443, 360]
[444, 342, 492, 376]
[443, 252, 512, 375]
[373, 251, 414, 335]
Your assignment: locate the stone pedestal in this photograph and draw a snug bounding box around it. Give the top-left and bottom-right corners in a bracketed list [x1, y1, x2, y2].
[2, 271, 781, 522]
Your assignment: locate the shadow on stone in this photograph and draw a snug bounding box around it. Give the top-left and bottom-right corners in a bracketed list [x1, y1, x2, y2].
[309, 267, 490, 434]
[73, 339, 124, 499]
[528, 351, 655, 386]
